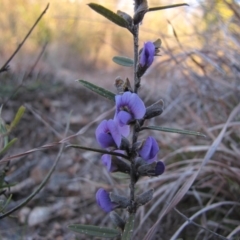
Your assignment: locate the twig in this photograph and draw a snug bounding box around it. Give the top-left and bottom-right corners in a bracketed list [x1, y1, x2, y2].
[174, 208, 229, 240]
[0, 3, 49, 73]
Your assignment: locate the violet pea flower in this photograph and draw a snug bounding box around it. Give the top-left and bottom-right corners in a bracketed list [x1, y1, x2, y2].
[138, 136, 159, 163]
[140, 41, 155, 68]
[96, 188, 118, 213]
[101, 151, 130, 173]
[101, 154, 118, 172]
[115, 92, 146, 126]
[95, 119, 122, 149]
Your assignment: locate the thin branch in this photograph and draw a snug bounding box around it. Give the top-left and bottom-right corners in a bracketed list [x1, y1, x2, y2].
[174, 208, 229, 240]
[0, 3, 49, 73]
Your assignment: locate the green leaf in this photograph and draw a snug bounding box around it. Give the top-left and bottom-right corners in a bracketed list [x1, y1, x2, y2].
[68, 224, 120, 238]
[88, 3, 128, 28]
[148, 3, 189, 12]
[112, 56, 134, 67]
[9, 106, 25, 131]
[122, 214, 135, 240]
[78, 80, 115, 101]
[0, 194, 12, 213]
[111, 172, 130, 179]
[141, 126, 206, 138]
[0, 138, 17, 156]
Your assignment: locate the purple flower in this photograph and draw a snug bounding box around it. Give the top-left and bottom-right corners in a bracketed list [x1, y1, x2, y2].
[140, 41, 155, 68]
[101, 151, 130, 173]
[138, 136, 159, 163]
[154, 161, 165, 176]
[101, 154, 118, 172]
[95, 119, 121, 149]
[115, 92, 146, 126]
[96, 188, 117, 212]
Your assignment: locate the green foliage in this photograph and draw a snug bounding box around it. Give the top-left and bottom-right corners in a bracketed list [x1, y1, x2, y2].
[88, 3, 129, 29]
[112, 56, 134, 67]
[121, 214, 135, 240]
[78, 80, 115, 101]
[140, 126, 206, 138]
[148, 3, 189, 12]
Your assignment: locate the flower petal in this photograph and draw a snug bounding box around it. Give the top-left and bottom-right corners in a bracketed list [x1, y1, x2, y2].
[155, 161, 165, 176]
[138, 137, 159, 162]
[101, 154, 118, 172]
[117, 111, 132, 126]
[129, 93, 146, 119]
[140, 41, 155, 67]
[96, 188, 115, 212]
[107, 119, 121, 148]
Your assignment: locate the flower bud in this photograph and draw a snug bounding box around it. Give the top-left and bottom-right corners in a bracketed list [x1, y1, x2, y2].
[110, 211, 125, 231]
[145, 100, 164, 119]
[133, 0, 148, 25]
[136, 189, 154, 206]
[96, 188, 118, 212]
[138, 161, 165, 177]
[110, 192, 130, 209]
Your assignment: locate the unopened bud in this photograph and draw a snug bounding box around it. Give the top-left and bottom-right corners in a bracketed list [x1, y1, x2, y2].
[110, 211, 125, 231]
[138, 161, 165, 177]
[145, 100, 164, 119]
[133, 0, 148, 25]
[111, 157, 131, 174]
[115, 77, 133, 94]
[110, 193, 130, 209]
[136, 189, 154, 206]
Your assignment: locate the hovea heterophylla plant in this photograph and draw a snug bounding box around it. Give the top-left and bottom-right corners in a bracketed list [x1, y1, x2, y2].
[67, 1, 207, 240]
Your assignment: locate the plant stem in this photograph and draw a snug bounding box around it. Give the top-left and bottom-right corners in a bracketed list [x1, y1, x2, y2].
[129, 23, 140, 214]
[133, 24, 140, 93]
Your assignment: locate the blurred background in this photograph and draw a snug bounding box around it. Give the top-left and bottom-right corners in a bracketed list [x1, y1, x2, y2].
[0, 0, 240, 239]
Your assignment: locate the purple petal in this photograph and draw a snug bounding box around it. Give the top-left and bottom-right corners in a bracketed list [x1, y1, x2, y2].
[97, 133, 115, 148]
[128, 93, 146, 119]
[101, 154, 117, 172]
[139, 137, 159, 162]
[107, 119, 121, 148]
[96, 188, 115, 212]
[140, 41, 155, 67]
[118, 124, 130, 137]
[115, 92, 146, 125]
[117, 111, 132, 126]
[95, 119, 121, 148]
[155, 161, 165, 176]
[96, 120, 115, 148]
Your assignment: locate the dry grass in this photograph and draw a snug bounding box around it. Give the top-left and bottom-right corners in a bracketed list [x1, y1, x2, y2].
[0, 1, 240, 240]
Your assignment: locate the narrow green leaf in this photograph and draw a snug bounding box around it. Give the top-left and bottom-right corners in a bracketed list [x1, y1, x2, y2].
[67, 144, 129, 160]
[88, 3, 128, 28]
[148, 3, 189, 12]
[68, 224, 120, 238]
[9, 106, 25, 131]
[112, 56, 134, 67]
[78, 80, 115, 101]
[0, 194, 12, 212]
[0, 138, 17, 156]
[141, 126, 206, 138]
[122, 214, 135, 240]
[0, 106, 8, 147]
[111, 172, 130, 179]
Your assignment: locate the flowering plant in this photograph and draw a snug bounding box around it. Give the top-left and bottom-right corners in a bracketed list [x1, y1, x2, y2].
[67, 1, 206, 239]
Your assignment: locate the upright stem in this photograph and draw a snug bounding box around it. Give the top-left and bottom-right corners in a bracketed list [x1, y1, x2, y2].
[133, 25, 140, 93]
[129, 23, 140, 214]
